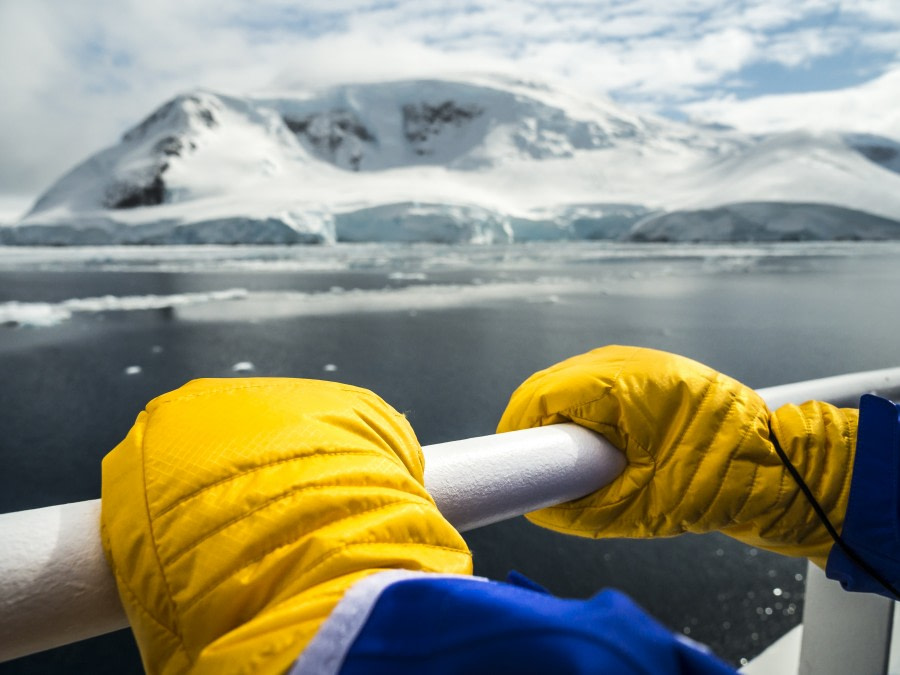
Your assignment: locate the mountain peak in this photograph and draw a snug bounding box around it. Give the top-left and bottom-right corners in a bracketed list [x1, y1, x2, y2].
[122, 91, 222, 144]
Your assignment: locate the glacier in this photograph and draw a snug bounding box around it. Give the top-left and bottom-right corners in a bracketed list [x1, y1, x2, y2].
[631, 203, 900, 242]
[4, 75, 900, 245]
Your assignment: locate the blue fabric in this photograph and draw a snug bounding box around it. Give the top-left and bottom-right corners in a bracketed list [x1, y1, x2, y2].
[826, 394, 900, 598]
[338, 574, 735, 674]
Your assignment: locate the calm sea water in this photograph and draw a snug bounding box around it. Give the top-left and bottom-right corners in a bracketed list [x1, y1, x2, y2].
[2, 241, 900, 671]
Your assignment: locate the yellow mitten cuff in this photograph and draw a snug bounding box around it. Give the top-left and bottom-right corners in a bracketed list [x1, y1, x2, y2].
[101, 378, 471, 675]
[734, 400, 857, 566]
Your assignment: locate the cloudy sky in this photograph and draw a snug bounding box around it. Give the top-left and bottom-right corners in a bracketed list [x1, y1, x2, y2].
[2, 0, 899, 219]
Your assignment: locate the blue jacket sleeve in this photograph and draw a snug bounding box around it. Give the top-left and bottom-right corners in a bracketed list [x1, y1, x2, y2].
[334, 573, 735, 675]
[826, 394, 900, 598]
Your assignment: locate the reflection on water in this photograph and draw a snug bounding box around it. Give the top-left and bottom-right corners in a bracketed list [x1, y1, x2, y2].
[2, 241, 900, 671]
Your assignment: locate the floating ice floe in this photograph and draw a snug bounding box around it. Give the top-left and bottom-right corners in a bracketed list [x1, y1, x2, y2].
[124, 366, 142, 375]
[174, 279, 595, 323]
[0, 302, 70, 327]
[232, 361, 255, 373]
[388, 272, 427, 281]
[0, 289, 248, 327]
[323, 364, 338, 372]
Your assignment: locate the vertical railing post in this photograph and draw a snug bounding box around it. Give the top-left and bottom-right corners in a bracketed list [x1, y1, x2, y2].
[798, 561, 894, 674]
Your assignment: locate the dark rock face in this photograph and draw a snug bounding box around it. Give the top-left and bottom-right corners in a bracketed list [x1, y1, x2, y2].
[402, 101, 482, 155]
[843, 133, 900, 175]
[284, 111, 374, 143]
[105, 170, 167, 209]
[110, 134, 199, 208]
[194, 102, 217, 129]
[153, 135, 192, 157]
[284, 110, 374, 170]
[855, 143, 898, 164]
[155, 136, 181, 157]
[107, 104, 209, 209]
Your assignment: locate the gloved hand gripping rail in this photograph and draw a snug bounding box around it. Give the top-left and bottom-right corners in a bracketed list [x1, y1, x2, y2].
[1, 366, 899, 663]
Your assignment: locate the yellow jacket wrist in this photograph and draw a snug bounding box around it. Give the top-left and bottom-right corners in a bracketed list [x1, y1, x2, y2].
[101, 378, 471, 675]
[497, 345, 857, 567]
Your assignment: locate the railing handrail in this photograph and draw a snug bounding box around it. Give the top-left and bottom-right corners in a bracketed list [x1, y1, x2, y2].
[1, 365, 899, 664]
[0, 423, 626, 663]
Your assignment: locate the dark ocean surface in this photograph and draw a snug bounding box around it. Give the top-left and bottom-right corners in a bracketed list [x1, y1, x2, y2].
[2, 241, 900, 672]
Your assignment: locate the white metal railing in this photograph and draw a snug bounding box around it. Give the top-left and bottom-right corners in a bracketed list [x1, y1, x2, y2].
[1, 366, 899, 667]
[0, 423, 626, 663]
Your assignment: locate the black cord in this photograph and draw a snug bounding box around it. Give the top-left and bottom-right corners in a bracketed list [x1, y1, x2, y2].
[769, 427, 900, 600]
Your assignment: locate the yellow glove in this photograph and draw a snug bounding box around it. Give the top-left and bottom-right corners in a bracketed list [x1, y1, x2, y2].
[497, 345, 857, 567]
[101, 378, 471, 675]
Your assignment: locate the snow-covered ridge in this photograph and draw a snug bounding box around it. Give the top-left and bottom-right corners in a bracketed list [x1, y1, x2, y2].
[5, 75, 900, 244]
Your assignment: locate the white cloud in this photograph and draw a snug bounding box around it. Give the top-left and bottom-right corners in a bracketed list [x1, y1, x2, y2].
[762, 27, 851, 68]
[842, 0, 900, 22]
[860, 29, 900, 53]
[2, 0, 900, 205]
[683, 64, 900, 137]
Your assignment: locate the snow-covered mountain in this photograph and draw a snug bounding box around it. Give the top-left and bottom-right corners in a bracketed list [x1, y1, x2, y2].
[5, 74, 900, 244]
